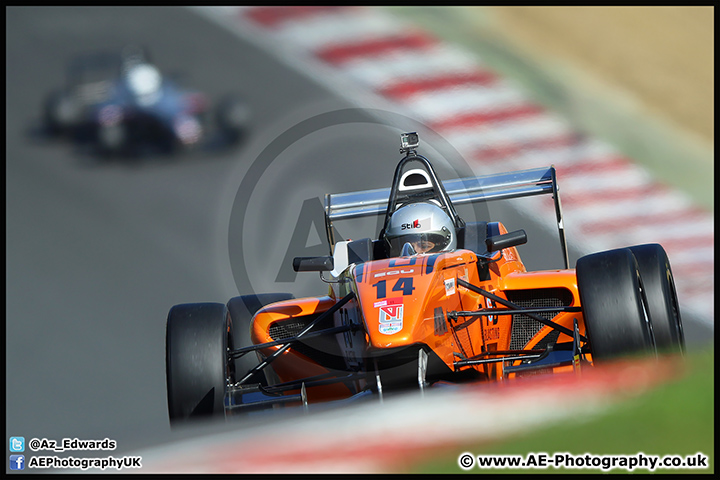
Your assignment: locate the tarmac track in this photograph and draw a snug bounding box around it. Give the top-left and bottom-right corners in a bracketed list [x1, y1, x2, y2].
[5, 6, 713, 473]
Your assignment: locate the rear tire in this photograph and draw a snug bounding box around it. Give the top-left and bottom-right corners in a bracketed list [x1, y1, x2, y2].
[576, 248, 656, 362]
[628, 244, 684, 354]
[227, 293, 295, 386]
[166, 303, 232, 424]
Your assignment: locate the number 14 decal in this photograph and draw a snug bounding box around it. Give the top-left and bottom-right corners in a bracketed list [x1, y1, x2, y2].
[372, 278, 415, 298]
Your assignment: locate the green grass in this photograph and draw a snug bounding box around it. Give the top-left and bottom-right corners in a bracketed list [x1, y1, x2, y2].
[409, 348, 714, 473]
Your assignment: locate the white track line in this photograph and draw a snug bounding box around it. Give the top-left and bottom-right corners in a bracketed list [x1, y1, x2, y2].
[272, 9, 414, 50]
[439, 114, 575, 155]
[342, 44, 490, 89]
[396, 83, 533, 124]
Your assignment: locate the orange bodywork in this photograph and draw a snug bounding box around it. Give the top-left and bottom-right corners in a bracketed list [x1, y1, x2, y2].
[251, 221, 587, 403]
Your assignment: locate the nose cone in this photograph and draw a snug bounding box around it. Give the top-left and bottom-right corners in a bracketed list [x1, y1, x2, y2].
[354, 256, 445, 349]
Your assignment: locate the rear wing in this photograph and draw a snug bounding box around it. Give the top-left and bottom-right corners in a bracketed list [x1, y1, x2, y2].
[325, 166, 569, 269]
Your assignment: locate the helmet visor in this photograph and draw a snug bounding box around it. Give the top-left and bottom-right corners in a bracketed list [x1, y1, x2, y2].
[388, 232, 450, 256]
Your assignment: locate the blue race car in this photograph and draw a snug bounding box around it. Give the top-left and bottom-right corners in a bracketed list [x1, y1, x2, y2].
[43, 45, 249, 157]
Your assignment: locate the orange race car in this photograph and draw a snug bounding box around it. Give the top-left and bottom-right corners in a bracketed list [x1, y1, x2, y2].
[165, 132, 684, 424]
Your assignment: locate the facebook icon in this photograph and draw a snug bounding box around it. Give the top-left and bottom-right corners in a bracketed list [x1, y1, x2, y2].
[9, 455, 25, 470]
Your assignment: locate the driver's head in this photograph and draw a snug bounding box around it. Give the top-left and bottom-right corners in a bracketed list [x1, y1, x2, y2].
[384, 202, 456, 256]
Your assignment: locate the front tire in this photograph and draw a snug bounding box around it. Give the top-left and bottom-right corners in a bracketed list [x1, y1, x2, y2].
[166, 303, 232, 424]
[576, 248, 656, 362]
[628, 244, 684, 354]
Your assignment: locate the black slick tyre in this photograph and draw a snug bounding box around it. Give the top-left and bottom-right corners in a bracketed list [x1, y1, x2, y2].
[628, 244, 685, 354]
[576, 248, 656, 362]
[166, 303, 232, 424]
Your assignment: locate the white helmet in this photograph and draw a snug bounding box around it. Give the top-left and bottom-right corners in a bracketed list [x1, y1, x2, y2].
[385, 202, 456, 256]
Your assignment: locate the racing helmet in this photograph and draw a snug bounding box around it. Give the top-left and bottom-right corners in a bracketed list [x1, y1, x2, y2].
[126, 63, 162, 96]
[384, 202, 456, 256]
